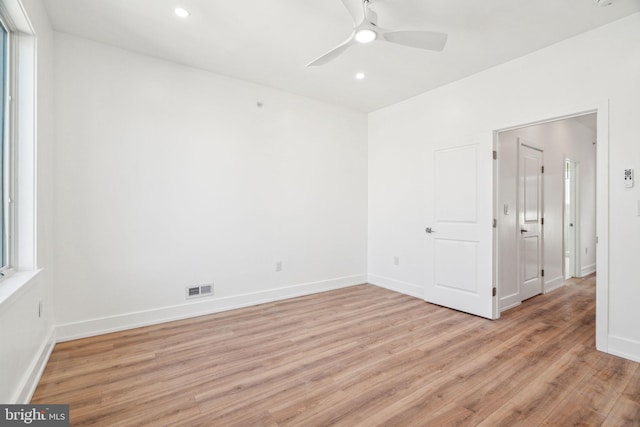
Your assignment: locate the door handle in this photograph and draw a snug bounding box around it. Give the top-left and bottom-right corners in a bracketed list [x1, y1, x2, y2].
[425, 227, 435, 234]
[520, 228, 528, 234]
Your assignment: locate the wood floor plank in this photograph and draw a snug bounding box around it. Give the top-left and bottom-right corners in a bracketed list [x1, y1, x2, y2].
[623, 364, 640, 406]
[602, 395, 640, 427]
[31, 276, 640, 426]
[351, 289, 598, 425]
[542, 399, 606, 426]
[347, 323, 556, 426]
[491, 343, 601, 418]
[571, 352, 639, 417]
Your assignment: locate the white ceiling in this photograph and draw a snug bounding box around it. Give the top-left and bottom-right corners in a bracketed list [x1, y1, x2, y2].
[43, 0, 640, 112]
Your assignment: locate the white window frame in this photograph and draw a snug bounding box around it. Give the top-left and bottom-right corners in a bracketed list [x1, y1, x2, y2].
[0, 13, 15, 278]
[0, 0, 38, 292]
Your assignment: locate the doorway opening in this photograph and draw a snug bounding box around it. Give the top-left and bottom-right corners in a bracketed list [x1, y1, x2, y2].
[496, 112, 597, 313]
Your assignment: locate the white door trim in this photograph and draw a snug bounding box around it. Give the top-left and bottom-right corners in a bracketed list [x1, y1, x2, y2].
[595, 101, 609, 353]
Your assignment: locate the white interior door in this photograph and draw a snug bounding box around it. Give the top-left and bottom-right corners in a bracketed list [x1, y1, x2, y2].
[519, 141, 543, 301]
[425, 142, 495, 319]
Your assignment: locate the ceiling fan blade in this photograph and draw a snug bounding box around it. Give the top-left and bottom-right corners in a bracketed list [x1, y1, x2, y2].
[382, 30, 448, 51]
[307, 33, 356, 67]
[339, 0, 364, 24]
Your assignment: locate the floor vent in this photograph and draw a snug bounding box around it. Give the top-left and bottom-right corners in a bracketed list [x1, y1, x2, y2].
[186, 283, 214, 299]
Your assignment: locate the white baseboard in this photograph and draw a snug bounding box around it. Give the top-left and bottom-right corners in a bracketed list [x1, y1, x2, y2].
[580, 264, 596, 278]
[15, 327, 56, 404]
[607, 335, 640, 363]
[56, 274, 366, 342]
[543, 275, 566, 294]
[368, 274, 424, 299]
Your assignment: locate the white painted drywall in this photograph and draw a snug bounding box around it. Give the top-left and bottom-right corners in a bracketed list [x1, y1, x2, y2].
[53, 34, 368, 339]
[368, 13, 640, 361]
[0, 0, 56, 403]
[498, 116, 597, 311]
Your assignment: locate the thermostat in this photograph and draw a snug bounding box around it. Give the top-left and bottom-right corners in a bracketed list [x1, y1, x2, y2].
[624, 169, 634, 188]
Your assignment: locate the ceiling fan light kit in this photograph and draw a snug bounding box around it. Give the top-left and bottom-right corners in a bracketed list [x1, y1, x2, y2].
[174, 7, 189, 18]
[355, 28, 377, 43]
[307, 0, 448, 66]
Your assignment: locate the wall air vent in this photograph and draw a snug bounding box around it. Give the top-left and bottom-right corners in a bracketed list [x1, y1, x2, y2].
[186, 283, 214, 299]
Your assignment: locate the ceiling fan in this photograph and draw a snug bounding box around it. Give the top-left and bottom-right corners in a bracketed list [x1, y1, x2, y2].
[307, 0, 448, 66]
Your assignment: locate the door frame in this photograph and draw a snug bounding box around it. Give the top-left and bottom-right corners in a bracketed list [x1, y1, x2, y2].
[492, 101, 609, 353]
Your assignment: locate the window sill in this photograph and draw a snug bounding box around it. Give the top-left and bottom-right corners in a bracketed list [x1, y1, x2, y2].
[0, 269, 42, 314]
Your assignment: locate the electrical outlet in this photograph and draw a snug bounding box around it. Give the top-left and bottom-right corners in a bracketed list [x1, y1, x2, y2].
[393, 256, 400, 266]
[276, 261, 282, 272]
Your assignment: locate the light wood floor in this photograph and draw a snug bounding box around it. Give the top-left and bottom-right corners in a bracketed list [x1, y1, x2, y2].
[33, 275, 640, 426]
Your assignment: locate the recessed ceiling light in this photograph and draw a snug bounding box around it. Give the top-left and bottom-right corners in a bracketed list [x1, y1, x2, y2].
[174, 7, 190, 18]
[355, 72, 366, 80]
[355, 29, 377, 44]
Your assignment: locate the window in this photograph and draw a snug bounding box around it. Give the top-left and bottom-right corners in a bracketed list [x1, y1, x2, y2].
[0, 0, 37, 286]
[0, 18, 8, 273]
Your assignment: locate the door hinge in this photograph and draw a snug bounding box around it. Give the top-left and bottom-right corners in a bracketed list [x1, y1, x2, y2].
[492, 287, 497, 297]
[493, 150, 497, 160]
[541, 217, 544, 225]
[541, 269, 545, 277]
[493, 218, 497, 228]
[541, 166, 545, 173]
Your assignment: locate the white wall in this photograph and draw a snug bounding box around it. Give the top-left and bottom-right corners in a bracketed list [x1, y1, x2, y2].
[368, 13, 640, 362]
[497, 117, 597, 310]
[0, 0, 56, 403]
[53, 34, 368, 340]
